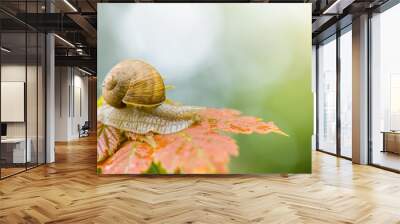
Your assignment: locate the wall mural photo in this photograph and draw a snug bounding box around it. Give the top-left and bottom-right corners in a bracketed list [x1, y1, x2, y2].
[97, 3, 312, 174]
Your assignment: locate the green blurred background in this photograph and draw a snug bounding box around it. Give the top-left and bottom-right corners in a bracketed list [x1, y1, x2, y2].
[98, 3, 312, 173]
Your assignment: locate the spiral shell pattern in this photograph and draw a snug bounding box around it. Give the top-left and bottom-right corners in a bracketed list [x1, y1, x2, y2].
[103, 59, 166, 108]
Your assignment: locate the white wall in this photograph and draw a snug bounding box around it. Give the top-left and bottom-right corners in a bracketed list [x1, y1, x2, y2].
[1, 64, 46, 164]
[70, 73, 89, 139]
[55, 67, 69, 141]
[1, 65, 38, 138]
[1, 65, 27, 141]
[54, 67, 89, 141]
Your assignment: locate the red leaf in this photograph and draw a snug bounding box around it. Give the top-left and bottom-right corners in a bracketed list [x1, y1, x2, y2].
[99, 141, 153, 174]
[97, 122, 121, 162]
[97, 107, 286, 174]
[199, 108, 287, 135]
[153, 125, 238, 174]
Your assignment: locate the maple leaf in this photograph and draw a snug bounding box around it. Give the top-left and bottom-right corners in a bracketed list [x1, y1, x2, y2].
[98, 140, 153, 174]
[97, 122, 121, 162]
[97, 107, 286, 174]
[199, 108, 287, 135]
[153, 124, 238, 174]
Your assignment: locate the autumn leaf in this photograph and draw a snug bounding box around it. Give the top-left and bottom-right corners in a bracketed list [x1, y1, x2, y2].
[98, 140, 153, 174]
[149, 108, 285, 173]
[97, 122, 121, 162]
[97, 107, 286, 174]
[153, 124, 239, 174]
[199, 108, 287, 135]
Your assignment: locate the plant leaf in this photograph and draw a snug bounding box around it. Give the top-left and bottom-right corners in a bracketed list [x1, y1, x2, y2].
[199, 108, 287, 135]
[153, 125, 238, 174]
[96, 167, 102, 175]
[97, 122, 121, 162]
[145, 162, 167, 174]
[99, 141, 153, 174]
[97, 107, 286, 174]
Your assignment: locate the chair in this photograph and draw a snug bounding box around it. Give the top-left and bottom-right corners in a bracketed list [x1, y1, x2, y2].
[79, 121, 90, 138]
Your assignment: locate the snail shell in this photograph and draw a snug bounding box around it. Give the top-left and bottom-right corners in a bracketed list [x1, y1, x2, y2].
[101, 59, 203, 134]
[103, 59, 166, 108]
[98, 103, 203, 134]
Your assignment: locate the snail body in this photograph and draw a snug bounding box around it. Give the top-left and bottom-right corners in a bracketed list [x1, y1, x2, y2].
[101, 59, 202, 134]
[98, 103, 202, 135]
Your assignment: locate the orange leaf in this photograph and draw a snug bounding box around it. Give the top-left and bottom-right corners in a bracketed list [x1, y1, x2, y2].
[97, 122, 121, 162]
[153, 125, 238, 174]
[97, 107, 286, 174]
[199, 108, 286, 135]
[99, 141, 153, 174]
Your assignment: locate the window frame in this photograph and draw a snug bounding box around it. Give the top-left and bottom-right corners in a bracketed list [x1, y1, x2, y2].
[315, 24, 353, 161]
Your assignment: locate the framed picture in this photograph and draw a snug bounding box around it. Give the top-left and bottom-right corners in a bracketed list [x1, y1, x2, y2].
[97, 3, 312, 174]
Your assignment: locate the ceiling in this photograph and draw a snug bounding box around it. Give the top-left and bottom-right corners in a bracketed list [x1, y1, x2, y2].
[0, 0, 393, 75]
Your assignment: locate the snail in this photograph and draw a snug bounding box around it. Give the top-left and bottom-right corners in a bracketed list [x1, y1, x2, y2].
[102, 59, 166, 109]
[99, 59, 203, 134]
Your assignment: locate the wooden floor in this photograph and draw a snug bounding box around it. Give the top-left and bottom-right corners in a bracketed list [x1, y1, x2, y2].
[0, 167, 26, 178]
[1, 136, 400, 224]
[1, 163, 43, 178]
